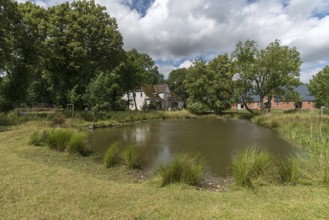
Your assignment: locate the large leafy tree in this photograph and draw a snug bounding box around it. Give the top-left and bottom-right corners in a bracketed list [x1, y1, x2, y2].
[232, 40, 258, 113]
[18, 2, 50, 105]
[117, 49, 163, 110]
[44, 0, 124, 107]
[233, 39, 301, 113]
[84, 72, 121, 124]
[184, 55, 234, 114]
[167, 68, 189, 104]
[0, 0, 41, 110]
[308, 66, 329, 108]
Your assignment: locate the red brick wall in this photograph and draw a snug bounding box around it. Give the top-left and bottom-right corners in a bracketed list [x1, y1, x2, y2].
[231, 100, 315, 110]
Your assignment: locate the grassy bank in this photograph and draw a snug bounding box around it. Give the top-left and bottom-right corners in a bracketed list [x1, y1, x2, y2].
[1, 114, 329, 218]
[253, 111, 329, 183]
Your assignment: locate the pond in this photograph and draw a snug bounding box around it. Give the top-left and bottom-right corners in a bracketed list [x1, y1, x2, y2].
[89, 119, 295, 175]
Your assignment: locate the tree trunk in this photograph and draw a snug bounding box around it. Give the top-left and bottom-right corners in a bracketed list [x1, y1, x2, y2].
[260, 95, 265, 114]
[242, 97, 254, 114]
[126, 91, 130, 110]
[133, 92, 138, 111]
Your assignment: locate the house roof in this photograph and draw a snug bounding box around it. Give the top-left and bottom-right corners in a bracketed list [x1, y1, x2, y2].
[250, 84, 315, 102]
[169, 92, 183, 102]
[141, 85, 162, 101]
[154, 84, 169, 93]
[296, 84, 315, 101]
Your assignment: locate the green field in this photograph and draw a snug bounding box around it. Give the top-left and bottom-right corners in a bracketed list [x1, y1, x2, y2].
[1, 112, 329, 219]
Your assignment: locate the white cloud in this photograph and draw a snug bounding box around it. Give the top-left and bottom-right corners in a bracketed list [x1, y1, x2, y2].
[17, 0, 329, 81]
[178, 60, 193, 69]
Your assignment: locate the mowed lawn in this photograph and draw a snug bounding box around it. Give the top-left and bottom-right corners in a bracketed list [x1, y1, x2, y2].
[1, 122, 329, 219]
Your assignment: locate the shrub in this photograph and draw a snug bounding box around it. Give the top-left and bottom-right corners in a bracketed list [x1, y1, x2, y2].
[29, 130, 49, 146]
[276, 156, 301, 184]
[159, 155, 204, 187]
[46, 129, 74, 151]
[232, 147, 271, 188]
[187, 102, 209, 115]
[51, 112, 67, 126]
[104, 143, 121, 168]
[122, 145, 139, 169]
[67, 133, 89, 156]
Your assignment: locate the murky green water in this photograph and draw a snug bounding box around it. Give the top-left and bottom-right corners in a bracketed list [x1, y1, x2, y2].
[89, 119, 295, 175]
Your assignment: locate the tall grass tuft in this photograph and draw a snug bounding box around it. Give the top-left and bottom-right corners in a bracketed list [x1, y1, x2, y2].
[67, 133, 89, 156]
[29, 130, 49, 146]
[122, 145, 139, 170]
[46, 129, 74, 151]
[104, 143, 121, 168]
[232, 147, 271, 188]
[276, 156, 301, 184]
[159, 155, 204, 187]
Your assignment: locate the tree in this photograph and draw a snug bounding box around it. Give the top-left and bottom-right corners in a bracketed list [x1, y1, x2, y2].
[44, 0, 124, 107]
[0, 0, 40, 110]
[18, 2, 50, 106]
[184, 55, 234, 114]
[308, 66, 329, 108]
[84, 72, 121, 125]
[167, 68, 189, 105]
[232, 39, 301, 113]
[117, 49, 162, 110]
[232, 40, 258, 113]
[207, 54, 235, 113]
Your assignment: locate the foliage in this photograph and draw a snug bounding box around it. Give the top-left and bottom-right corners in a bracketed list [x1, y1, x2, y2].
[232, 40, 301, 113]
[308, 66, 329, 108]
[159, 155, 204, 187]
[184, 56, 234, 114]
[116, 49, 163, 110]
[104, 143, 121, 168]
[187, 102, 209, 114]
[67, 133, 89, 156]
[29, 130, 49, 146]
[122, 145, 139, 170]
[46, 129, 74, 151]
[232, 147, 271, 188]
[275, 156, 301, 184]
[167, 68, 189, 104]
[44, 0, 124, 107]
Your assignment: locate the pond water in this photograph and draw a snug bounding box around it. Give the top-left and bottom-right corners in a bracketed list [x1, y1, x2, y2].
[89, 119, 295, 175]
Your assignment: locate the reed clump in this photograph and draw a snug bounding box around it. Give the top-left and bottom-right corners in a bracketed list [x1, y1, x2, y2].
[104, 143, 121, 168]
[29, 128, 89, 156]
[275, 156, 301, 184]
[232, 147, 271, 188]
[122, 145, 140, 170]
[159, 155, 204, 187]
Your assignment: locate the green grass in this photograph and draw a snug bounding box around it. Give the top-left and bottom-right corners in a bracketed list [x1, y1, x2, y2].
[67, 133, 90, 156]
[122, 145, 140, 170]
[159, 155, 204, 187]
[46, 129, 74, 151]
[253, 112, 329, 184]
[275, 156, 301, 184]
[103, 143, 121, 168]
[1, 113, 329, 218]
[232, 147, 271, 188]
[28, 130, 49, 146]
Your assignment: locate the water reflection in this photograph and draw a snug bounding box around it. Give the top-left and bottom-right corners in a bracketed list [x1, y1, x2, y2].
[89, 119, 295, 174]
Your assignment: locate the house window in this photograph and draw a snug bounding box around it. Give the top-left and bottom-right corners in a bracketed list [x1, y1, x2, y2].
[257, 102, 260, 107]
[140, 92, 143, 97]
[286, 102, 289, 105]
[275, 102, 279, 107]
[308, 101, 311, 105]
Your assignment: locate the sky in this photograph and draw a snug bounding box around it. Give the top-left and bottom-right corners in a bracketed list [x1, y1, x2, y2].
[16, 0, 329, 82]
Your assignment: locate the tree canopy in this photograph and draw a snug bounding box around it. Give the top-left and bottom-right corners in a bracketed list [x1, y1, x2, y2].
[232, 39, 301, 113]
[308, 66, 329, 108]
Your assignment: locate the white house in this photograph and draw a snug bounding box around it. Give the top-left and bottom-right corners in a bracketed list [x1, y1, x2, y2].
[122, 84, 184, 111]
